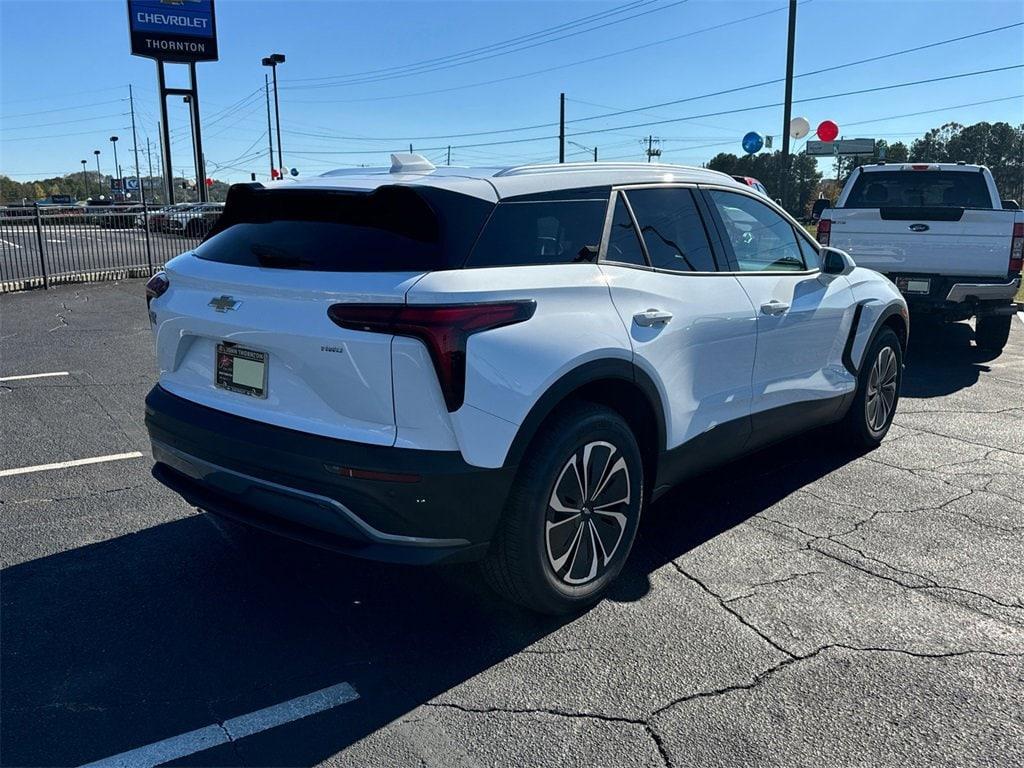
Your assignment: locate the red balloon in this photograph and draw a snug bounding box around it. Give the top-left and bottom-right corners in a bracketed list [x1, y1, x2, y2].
[817, 120, 839, 142]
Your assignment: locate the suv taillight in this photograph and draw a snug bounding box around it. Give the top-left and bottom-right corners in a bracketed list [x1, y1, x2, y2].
[816, 218, 831, 246]
[1011, 222, 1023, 274]
[327, 301, 536, 411]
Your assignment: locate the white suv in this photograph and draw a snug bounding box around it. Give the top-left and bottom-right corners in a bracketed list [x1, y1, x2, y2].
[145, 157, 908, 613]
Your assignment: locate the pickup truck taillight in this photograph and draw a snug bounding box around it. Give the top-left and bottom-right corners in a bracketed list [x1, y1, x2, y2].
[816, 218, 831, 246]
[1011, 222, 1023, 274]
[328, 301, 536, 412]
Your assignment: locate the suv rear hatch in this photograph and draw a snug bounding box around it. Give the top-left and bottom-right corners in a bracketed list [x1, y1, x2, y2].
[153, 183, 493, 446]
[827, 168, 1014, 277]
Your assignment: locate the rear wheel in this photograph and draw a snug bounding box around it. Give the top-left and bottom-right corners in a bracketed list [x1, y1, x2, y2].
[838, 327, 902, 449]
[974, 315, 1011, 352]
[483, 402, 644, 614]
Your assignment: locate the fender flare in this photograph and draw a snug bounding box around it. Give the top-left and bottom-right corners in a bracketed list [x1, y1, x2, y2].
[843, 302, 907, 376]
[502, 358, 667, 468]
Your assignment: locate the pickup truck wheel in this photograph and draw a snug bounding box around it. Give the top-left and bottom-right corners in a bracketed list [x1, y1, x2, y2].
[974, 315, 1011, 352]
[838, 327, 902, 450]
[482, 402, 643, 615]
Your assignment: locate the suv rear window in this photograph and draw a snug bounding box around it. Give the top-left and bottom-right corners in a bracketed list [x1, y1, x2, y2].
[195, 185, 492, 272]
[466, 199, 608, 268]
[844, 171, 991, 209]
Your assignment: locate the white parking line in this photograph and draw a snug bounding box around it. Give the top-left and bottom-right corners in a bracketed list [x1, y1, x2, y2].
[1018, 311, 1024, 326]
[0, 238, 22, 248]
[78, 681, 359, 768]
[0, 371, 70, 382]
[0, 451, 143, 477]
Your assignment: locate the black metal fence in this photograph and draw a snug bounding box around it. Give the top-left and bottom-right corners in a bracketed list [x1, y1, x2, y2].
[0, 204, 221, 292]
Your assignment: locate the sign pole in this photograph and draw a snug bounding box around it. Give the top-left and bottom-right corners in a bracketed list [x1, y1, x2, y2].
[188, 62, 208, 203]
[157, 63, 175, 205]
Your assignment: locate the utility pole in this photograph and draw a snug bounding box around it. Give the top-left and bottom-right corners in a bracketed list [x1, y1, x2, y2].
[157, 123, 167, 201]
[645, 136, 661, 163]
[779, 0, 797, 211]
[264, 74, 275, 179]
[558, 92, 565, 163]
[594, 146, 598, 162]
[146, 137, 155, 203]
[447, 145, 451, 166]
[409, 143, 413, 153]
[129, 85, 146, 209]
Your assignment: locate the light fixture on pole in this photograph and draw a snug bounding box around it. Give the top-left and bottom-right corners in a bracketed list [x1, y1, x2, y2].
[80, 159, 89, 198]
[261, 53, 285, 172]
[93, 150, 102, 196]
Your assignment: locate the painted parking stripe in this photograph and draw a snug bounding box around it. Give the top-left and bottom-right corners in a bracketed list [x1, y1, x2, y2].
[0, 238, 22, 248]
[0, 371, 70, 382]
[78, 682, 360, 768]
[0, 451, 143, 478]
[1017, 311, 1024, 326]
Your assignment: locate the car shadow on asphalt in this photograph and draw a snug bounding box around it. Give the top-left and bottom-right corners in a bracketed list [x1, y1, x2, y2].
[1, 430, 864, 767]
[899, 319, 999, 398]
[0, 323, 993, 766]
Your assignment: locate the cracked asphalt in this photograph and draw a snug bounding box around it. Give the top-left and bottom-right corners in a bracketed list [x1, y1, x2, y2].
[2, 280, 1022, 767]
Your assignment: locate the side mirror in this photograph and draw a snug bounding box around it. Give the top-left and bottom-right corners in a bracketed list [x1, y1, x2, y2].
[821, 246, 855, 275]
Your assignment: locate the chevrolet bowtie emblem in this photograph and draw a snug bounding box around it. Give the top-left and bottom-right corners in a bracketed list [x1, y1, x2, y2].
[209, 295, 240, 312]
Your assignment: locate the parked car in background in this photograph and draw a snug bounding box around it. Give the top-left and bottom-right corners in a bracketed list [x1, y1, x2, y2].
[139, 203, 198, 232]
[145, 158, 907, 613]
[818, 162, 1022, 351]
[165, 202, 224, 238]
[731, 175, 769, 197]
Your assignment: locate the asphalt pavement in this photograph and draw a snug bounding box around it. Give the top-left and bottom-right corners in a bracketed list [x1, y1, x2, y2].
[1, 280, 1022, 767]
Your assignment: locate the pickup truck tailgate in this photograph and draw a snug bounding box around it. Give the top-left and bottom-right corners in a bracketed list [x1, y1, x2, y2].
[828, 207, 1015, 278]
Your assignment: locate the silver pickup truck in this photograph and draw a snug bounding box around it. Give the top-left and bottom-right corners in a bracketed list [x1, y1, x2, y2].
[818, 162, 1022, 351]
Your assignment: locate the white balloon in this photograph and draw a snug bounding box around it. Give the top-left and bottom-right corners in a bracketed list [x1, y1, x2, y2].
[789, 117, 810, 139]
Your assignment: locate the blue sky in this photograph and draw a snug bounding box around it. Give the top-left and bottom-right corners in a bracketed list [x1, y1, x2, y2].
[1, 0, 1022, 184]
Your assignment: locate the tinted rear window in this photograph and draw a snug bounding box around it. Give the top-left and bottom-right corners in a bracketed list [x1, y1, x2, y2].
[466, 199, 608, 268]
[195, 185, 492, 272]
[844, 171, 991, 209]
[624, 188, 717, 272]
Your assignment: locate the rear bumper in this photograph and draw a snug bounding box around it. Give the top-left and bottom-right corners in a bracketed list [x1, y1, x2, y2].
[945, 278, 1019, 303]
[884, 273, 1019, 317]
[145, 385, 515, 564]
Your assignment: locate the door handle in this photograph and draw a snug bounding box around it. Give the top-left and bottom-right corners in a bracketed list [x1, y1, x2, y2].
[633, 308, 673, 327]
[760, 300, 790, 316]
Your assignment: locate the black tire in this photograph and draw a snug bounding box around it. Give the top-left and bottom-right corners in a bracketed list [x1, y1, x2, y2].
[482, 402, 644, 614]
[838, 327, 902, 450]
[974, 314, 1011, 352]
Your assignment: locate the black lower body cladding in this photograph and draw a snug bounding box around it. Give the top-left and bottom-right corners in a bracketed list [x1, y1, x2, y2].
[145, 386, 515, 564]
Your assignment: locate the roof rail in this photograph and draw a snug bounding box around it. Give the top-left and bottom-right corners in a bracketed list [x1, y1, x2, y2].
[494, 161, 714, 177]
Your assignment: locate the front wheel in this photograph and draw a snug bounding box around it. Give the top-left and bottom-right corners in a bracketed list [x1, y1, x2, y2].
[838, 327, 902, 450]
[482, 402, 644, 614]
[974, 314, 1011, 352]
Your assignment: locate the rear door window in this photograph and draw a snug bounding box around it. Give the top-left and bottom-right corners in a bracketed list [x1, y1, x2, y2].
[466, 198, 608, 268]
[844, 171, 991, 209]
[623, 187, 717, 272]
[604, 193, 647, 266]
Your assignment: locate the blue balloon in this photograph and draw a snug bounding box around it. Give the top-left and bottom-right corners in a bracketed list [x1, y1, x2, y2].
[742, 131, 764, 154]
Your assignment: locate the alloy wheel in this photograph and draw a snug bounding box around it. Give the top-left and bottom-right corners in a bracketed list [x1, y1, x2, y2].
[865, 345, 898, 432]
[545, 441, 633, 585]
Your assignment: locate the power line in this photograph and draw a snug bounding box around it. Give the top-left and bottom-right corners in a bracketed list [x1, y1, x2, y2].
[276, 25, 1023, 145]
[0, 112, 130, 133]
[286, 0, 663, 87]
[286, 2, 801, 104]
[1, 99, 127, 120]
[286, 0, 691, 90]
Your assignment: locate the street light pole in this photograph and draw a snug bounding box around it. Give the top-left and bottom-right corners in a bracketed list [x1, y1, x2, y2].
[263, 53, 286, 172]
[80, 160, 89, 198]
[110, 136, 120, 188]
[183, 96, 198, 200]
[93, 150, 102, 196]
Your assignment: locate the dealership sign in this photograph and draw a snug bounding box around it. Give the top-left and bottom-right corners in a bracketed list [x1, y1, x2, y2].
[127, 0, 218, 62]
